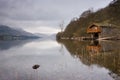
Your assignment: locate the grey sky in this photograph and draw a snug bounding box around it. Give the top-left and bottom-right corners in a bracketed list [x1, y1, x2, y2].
[0, 0, 113, 34]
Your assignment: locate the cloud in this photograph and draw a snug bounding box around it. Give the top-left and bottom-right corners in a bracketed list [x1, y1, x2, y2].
[0, 0, 63, 21]
[24, 26, 59, 34]
[0, 0, 112, 21]
[0, 0, 113, 34]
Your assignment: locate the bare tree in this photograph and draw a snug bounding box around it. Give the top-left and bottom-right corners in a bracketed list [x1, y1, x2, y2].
[59, 43, 65, 55]
[59, 21, 64, 32]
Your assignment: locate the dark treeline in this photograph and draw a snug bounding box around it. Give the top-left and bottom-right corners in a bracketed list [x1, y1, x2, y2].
[57, 0, 120, 38]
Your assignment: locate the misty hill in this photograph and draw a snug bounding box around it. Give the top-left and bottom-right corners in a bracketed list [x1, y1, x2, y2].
[57, 0, 120, 38]
[34, 33, 48, 38]
[0, 25, 39, 40]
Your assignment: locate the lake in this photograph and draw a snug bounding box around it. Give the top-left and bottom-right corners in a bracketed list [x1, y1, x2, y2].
[0, 38, 120, 80]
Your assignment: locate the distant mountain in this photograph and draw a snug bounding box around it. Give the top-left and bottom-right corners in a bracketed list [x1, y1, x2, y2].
[34, 33, 48, 37]
[0, 25, 39, 40]
[34, 33, 56, 40]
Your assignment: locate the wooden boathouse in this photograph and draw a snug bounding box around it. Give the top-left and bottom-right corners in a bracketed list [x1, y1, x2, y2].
[87, 23, 118, 40]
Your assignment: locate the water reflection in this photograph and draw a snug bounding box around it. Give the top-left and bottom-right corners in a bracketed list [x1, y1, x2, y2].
[0, 38, 120, 80]
[0, 39, 36, 51]
[0, 39, 61, 80]
[57, 40, 120, 79]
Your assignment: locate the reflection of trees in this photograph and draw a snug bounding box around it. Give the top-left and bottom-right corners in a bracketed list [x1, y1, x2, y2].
[59, 44, 65, 55]
[57, 40, 120, 77]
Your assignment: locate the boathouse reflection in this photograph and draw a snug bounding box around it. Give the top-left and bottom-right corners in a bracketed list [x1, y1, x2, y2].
[57, 40, 120, 77]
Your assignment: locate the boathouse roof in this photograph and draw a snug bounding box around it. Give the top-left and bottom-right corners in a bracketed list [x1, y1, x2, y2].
[87, 23, 116, 33]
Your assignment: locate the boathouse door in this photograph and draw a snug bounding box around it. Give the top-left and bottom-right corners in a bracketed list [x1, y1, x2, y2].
[93, 33, 99, 39]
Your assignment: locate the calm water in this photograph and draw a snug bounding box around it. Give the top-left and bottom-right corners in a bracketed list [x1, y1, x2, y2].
[0, 38, 120, 80]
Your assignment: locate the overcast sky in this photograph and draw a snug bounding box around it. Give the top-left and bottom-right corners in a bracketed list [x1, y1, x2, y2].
[0, 0, 112, 34]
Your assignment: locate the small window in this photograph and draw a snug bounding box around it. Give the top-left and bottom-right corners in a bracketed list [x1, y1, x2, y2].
[94, 27, 97, 29]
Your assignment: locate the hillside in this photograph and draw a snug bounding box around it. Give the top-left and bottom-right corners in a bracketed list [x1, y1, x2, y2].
[0, 25, 39, 40]
[57, 0, 120, 39]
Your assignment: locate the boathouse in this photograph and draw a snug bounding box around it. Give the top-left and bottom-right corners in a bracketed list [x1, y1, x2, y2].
[87, 23, 118, 40]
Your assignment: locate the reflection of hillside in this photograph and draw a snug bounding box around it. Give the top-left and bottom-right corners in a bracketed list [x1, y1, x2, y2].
[57, 40, 120, 77]
[0, 39, 35, 51]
